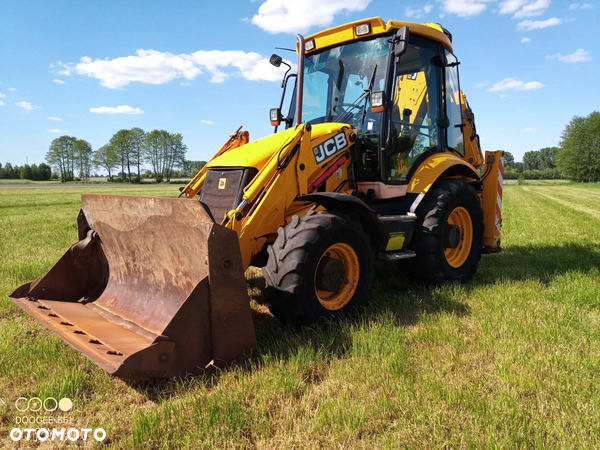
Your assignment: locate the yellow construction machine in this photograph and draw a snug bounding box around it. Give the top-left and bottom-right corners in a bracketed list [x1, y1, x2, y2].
[11, 18, 504, 379]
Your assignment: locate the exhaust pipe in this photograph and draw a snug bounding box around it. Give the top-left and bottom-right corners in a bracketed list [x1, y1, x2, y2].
[295, 34, 305, 126]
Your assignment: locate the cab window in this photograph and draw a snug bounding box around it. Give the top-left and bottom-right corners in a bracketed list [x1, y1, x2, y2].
[386, 37, 442, 183]
[445, 52, 464, 155]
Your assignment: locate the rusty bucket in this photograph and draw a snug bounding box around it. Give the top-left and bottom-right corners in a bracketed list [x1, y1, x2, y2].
[10, 194, 256, 380]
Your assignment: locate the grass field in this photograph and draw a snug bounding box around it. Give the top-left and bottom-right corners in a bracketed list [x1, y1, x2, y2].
[1, 183, 600, 449]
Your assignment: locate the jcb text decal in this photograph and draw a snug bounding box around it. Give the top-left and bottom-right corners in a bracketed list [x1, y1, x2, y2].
[312, 132, 348, 164]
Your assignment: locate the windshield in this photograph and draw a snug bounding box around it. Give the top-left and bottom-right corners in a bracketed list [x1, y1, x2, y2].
[292, 36, 390, 132]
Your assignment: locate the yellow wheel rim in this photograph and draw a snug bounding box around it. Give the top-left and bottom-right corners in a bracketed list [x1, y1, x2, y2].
[444, 206, 473, 268]
[315, 243, 360, 310]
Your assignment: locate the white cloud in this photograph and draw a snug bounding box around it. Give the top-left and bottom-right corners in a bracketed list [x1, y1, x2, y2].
[16, 101, 41, 110]
[406, 4, 434, 18]
[48, 129, 65, 133]
[249, 0, 371, 34]
[499, 0, 549, 18]
[488, 77, 544, 91]
[8, 88, 17, 92]
[475, 81, 488, 88]
[53, 79, 66, 84]
[499, 94, 508, 98]
[570, 3, 593, 9]
[47, 116, 63, 121]
[548, 48, 591, 63]
[524, 127, 540, 131]
[57, 49, 294, 88]
[0, 92, 5, 98]
[200, 120, 214, 124]
[521, 37, 532, 42]
[0, 101, 4, 106]
[517, 17, 562, 30]
[90, 105, 144, 114]
[439, 0, 495, 17]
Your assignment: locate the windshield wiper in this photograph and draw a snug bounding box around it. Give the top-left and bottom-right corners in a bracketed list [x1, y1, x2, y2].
[360, 64, 378, 124]
[334, 64, 377, 125]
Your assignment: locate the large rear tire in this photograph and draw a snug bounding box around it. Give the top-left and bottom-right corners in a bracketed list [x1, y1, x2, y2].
[262, 210, 374, 326]
[409, 178, 483, 285]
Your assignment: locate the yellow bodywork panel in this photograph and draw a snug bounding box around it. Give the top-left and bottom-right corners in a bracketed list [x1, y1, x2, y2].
[482, 150, 505, 250]
[208, 127, 297, 171]
[408, 152, 480, 194]
[303, 17, 453, 54]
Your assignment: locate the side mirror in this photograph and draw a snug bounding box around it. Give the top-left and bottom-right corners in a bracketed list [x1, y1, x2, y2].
[370, 90, 385, 113]
[436, 116, 450, 128]
[393, 26, 410, 58]
[270, 108, 282, 126]
[269, 54, 283, 67]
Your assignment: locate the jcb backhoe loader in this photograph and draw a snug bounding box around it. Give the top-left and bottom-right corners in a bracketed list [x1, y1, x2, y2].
[11, 18, 504, 379]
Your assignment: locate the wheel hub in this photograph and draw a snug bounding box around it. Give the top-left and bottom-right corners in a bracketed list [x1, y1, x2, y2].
[316, 256, 345, 292]
[444, 206, 473, 268]
[444, 224, 461, 249]
[314, 242, 360, 310]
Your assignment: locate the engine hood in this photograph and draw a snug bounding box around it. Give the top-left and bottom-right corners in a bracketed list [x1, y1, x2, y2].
[207, 123, 350, 172]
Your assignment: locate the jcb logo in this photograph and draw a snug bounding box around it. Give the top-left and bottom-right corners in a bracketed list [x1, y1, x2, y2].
[312, 132, 348, 164]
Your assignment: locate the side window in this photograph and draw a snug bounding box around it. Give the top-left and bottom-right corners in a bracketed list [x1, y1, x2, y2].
[386, 39, 441, 183]
[303, 70, 330, 124]
[445, 52, 464, 155]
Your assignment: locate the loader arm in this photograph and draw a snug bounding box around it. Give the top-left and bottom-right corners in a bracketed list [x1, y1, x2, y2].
[178, 127, 250, 199]
[220, 123, 357, 269]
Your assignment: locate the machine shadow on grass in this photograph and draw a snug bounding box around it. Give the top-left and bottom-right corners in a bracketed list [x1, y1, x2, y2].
[129, 263, 471, 401]
[475, 243, 600, 286]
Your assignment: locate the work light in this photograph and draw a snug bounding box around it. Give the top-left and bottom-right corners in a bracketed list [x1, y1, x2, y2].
[370, 90, 385, 113]
[270, 108, 282, 126]
[355, 23, 371, 36]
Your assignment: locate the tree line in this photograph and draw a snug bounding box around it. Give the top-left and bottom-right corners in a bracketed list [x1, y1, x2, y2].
[46, 128, 190, 182]
[556, 111, 600, 182]
[501, 110, 599, 182]
[0, 162, 53, 180]
[503, 147, 562, 180]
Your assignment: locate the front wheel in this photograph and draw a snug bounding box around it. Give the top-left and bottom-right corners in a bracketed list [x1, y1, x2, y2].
[262, 211, 374, 326]
[409, 179, 484, 285]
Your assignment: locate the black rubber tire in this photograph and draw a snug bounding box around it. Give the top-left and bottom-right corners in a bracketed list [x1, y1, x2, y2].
[262, 210, 374, 326]
[408, 178, 483, 285]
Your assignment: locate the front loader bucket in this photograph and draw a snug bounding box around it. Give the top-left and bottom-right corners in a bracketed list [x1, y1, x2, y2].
[10, 194, 256, 380]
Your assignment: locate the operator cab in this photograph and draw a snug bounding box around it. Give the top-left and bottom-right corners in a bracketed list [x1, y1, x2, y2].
[275, 21, 465, 203]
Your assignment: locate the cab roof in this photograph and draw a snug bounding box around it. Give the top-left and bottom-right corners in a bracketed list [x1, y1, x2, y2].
[302, 17, 453, 55]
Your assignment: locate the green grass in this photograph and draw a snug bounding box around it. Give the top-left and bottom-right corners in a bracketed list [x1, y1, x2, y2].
[1, 183, 600, 449]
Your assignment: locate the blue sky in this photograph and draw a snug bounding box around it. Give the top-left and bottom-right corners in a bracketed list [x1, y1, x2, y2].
[0, 0, 597, 168]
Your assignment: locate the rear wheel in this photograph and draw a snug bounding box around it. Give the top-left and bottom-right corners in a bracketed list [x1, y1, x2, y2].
[262, 210, 374, 325]
[409, 179, 483, 284]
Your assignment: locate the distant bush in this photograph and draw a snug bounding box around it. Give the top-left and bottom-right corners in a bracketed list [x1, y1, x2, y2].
[504, 168, 563, 180]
